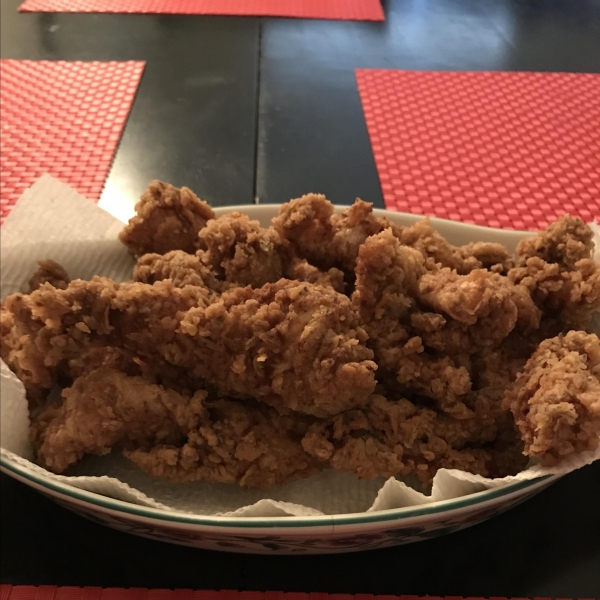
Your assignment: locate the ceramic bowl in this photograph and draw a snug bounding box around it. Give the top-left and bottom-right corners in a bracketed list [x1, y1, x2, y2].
[0, 205, 558, 554]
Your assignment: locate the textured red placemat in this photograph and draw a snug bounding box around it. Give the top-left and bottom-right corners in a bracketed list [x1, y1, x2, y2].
[18, 0, 384, 20]
[0, 60, 144, 224]
[0, 588, 588, 600]
[356, 69, 600, 230]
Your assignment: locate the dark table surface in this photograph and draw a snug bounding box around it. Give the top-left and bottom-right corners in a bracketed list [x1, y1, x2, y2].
[0, 0, 260, 208]
[2, 0, 600, 596]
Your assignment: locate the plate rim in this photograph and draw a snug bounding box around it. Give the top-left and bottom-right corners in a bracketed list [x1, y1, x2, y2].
[1, 457, 556, 529]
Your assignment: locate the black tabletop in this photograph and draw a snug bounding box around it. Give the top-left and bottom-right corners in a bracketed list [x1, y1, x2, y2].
[0, 0, 260, 207]
[2, 0, 600, 596]
[257, 0, 600, 207]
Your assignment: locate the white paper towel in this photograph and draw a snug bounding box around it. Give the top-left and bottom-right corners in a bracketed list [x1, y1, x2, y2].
[1, 175, 599, 517]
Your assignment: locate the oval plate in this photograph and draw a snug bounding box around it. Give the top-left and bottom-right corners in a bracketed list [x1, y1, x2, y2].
[1, 205, 557, 554]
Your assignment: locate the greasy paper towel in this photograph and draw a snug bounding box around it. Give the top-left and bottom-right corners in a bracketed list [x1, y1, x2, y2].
[1, 175, 599, 517]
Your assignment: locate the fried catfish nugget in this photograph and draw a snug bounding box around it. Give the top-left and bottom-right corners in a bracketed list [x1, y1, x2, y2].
[31, 367, 207, 473]
[177, 280, 377, 416]
[3, 278, 375, 417]
[302, 393, 525, 485]
[273, 195, 512, 277]
[1, 278, 211, 394]
[134, 250, 345, 293]
[1, 278, 116, 393]
[119, 180, 215, 257]
[352, 229, 472, 414]
[133, 212, 343, 291]
[509, 216, 600, 330]
[503, 331, 600, 466]
[353, 229, 541, 418]
[197, 212, 290, 287]
[126, 398, 321, 489]
[516, 215, 595, 269]
[272, 195, 383, 272]
[31, 367, 319, 488]
[395, 219, 513, 274]
[417, 268, 541, 347]
[133, 250, 223, 291]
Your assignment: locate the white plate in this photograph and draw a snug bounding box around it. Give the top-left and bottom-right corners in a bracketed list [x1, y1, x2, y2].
[0, 205, 558, 554]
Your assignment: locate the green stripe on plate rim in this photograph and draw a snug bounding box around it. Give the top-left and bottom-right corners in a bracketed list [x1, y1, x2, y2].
[1, 457, 554, 529]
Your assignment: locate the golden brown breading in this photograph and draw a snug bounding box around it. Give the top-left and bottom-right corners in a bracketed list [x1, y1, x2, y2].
[68, 346, 205, 398]
[386, 218, 514, 274]
[273, 195, 383, 272]
[394, 339, 473, 417]
[457, 241, 515, 273]
[301, 393, 525, 485]
[285, 258, 345, 293]
[0, 304, 49, 406]
[351, 229, 474, 416]
[66, 346, 155, 381]
[121, 278, 376, 417]
[350, 229, 530, 356]
[515, 215, 595, 270]
[133, 249, 345, 294]
[395, 219, 473, 273]
[1, 278, 116, 393]
[126, 398, 321, 489]
[352, 228, 423, 325]
[510, 257, 600, 330]
[177, 280, 377, 416]
[417, 268, 541, 346]
[503, 331, 600, 466]
[329, 199, 387, 271]
[31, 367, 207, 473]
[3, 277, 375, 418]
[28, 260, 70, 292]
[119, 180, 215, 257]
[508, 216, 600, 330]
[1, 278, 211, 394]
[508, 257, 600, 337]
[273, 196, 513, 277]
[271, 193, 336, 268]
[198, 212, 289, 287]
[133, 250, 223, 291]
[1, 305, 16, 364]
[30, 367, 320, 488]
[393, 219, 485, 274]
[352, 229, 544, 420]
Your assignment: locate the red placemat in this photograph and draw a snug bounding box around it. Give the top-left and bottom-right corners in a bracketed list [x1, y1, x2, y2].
[356, 69, 600, 230]
[0, 60, 145, 224]
[18, 0, 384, 21]
[0, 588, 587, 600]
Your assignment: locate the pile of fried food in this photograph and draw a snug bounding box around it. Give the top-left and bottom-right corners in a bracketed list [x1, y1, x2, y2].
[2, 180, 600, 490]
